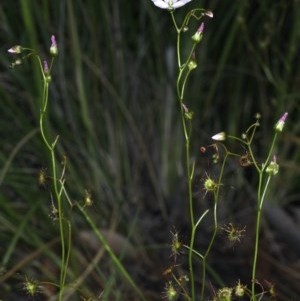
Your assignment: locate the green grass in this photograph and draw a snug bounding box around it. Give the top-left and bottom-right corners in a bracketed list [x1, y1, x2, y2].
[1, 0, 300, 300]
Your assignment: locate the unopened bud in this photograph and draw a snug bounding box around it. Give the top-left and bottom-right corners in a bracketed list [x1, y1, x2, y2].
[274, 112, 288, 132]
[192, 22, 204, 43]
[182, 103, 193, 120]
[50, 35, 58, 56]
[43, 60, 51, 83]
[266, 156, 279, 176]
[188, 59, 197, 70]
[188, 52, 197, 70]
[211, 132, 226, 141]
[204, 10, 214, 18]
[8, 45, 23, 54]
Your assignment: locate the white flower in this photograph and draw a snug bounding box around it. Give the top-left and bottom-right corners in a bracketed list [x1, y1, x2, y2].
[151, 0, 192, 10]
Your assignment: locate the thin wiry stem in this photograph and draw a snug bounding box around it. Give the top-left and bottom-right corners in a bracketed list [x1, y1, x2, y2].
[37, 56, 68, 301]
[251, 132, 278, 300]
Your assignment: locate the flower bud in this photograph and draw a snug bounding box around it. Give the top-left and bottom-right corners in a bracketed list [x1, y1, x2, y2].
[84, 190, 93, 207]
[182, 103, 193, 120]
[241, 133, 247, 140]
[8, 45, 23, 54]
[266, 156, 279, 176]
[188, 59, 197, 70]
[50, 35, 58, 56]
[254, 112, 261, 120]
[211, 132, 226, 141]
[43, 60, 51, 83]
[204, 10, 214, 18]
[274, 112, 288, 132]
[192, 22, 204, 43]
[188, 52, 197, 70]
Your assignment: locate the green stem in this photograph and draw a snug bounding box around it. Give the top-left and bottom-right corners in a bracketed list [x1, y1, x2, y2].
[250, 133, 278, 300]
[171, 12, 181, 67]
[262, 133, 278, 172]
[170, 14, 196, 300]
[200, 151, 228, 300]
[61, 221, 72, 293]
[251, 174, 271, 300]
[170, 10, 207, 301]
[185, 125, 196, 301]
[38, 58, 67, 301]
[251, 172, 262, 301]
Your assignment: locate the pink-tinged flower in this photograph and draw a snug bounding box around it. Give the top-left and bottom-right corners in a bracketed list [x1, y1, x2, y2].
[50, 35, 58, 56]
[8, 45, 23, 54]
[151, 0, 192, 10]
[192, 22, 204, 43]
[197, 22, 205, 33]
[182, 103, 189, 113]
[182, 103, 193, 120]
[274, 112, 288, 132]
[43, 60, 49, 73]
[43, 60, 52, 83]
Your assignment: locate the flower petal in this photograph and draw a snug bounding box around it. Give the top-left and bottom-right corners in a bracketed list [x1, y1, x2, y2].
[151, 0, 192, 9]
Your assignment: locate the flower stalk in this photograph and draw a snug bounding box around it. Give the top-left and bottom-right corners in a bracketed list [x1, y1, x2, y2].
[8, 36, 71, 301]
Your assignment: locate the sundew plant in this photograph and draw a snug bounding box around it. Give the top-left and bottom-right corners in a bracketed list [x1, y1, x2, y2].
[151, 1, 288, 301]
[0, 0, 288, 301]
[6, 37, 146, 301]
